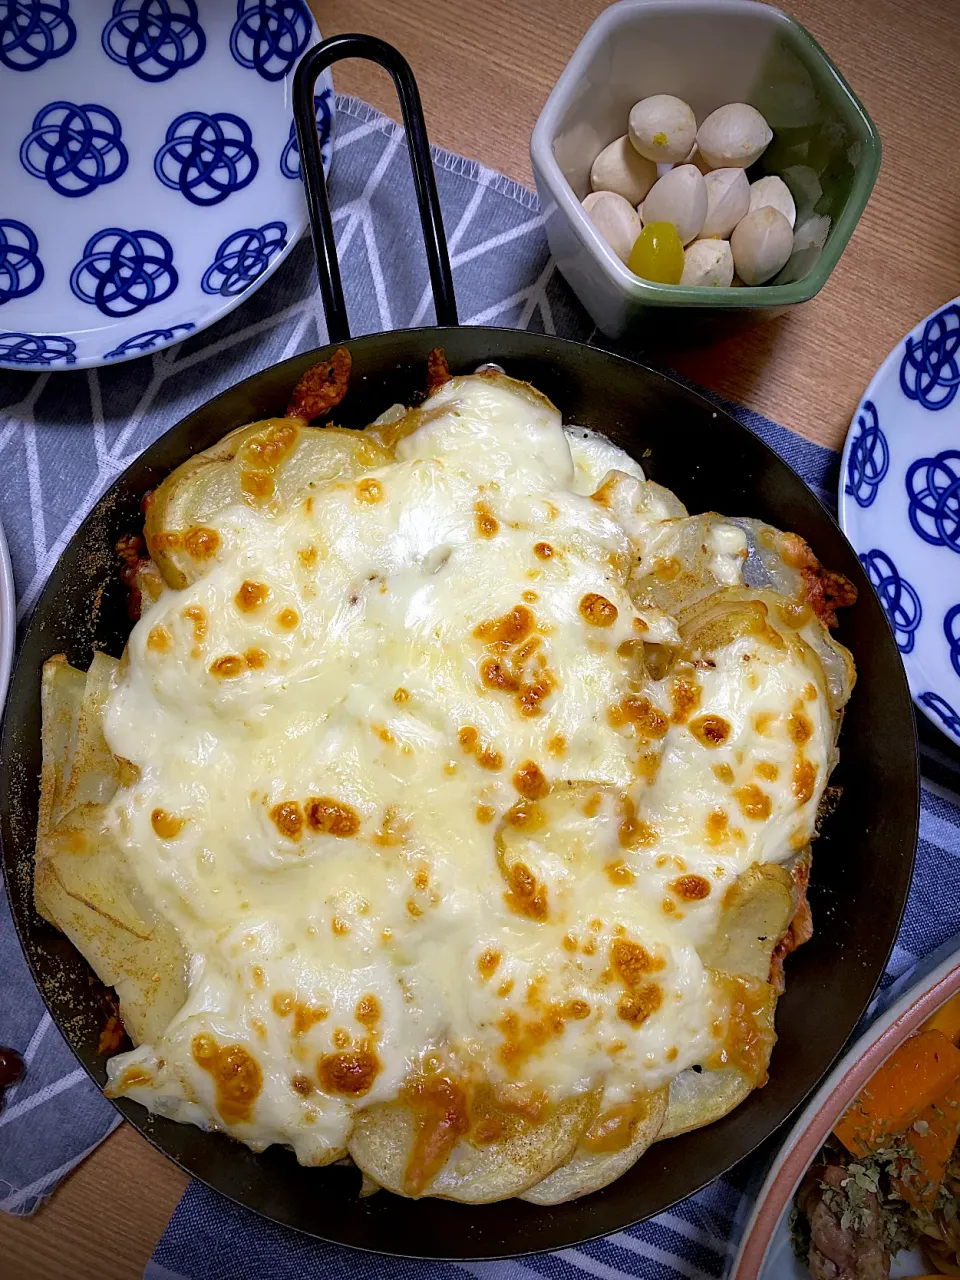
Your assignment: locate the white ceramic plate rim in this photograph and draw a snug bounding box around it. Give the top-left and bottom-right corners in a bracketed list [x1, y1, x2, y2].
[731, 943, 960, 1277]
[0, 21, 332, 375]
[839, 293, 960, 748]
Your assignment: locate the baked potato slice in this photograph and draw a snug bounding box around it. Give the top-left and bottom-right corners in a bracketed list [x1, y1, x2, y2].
[47, 652, 122, 831]
[658, 975, 777, 1140]
[35, 656, 187, 1046]
[144, 419, 394, 589]
[522, 1087, 668, 1205]
[699, 862, 795, 981]
[37, 655, 86, 838]
[348, 1086, 600, 1203]
[35, 803, 187, 1045]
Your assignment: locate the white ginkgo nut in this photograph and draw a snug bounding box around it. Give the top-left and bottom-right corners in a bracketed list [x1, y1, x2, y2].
[697, 168, 750, 240]
[590, 135, 657, 205]
[581, 190, 643, 263]
[730, 206, 794, 285]
[639, 164, 707, 245]
[628, 95, 697, 164]
[748, 175, 796, 228]
[696, 103, 773, 170]
[680, 239, 734, 287]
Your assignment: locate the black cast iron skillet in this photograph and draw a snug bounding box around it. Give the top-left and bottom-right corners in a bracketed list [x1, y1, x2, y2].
[0, 35, 919, 1260]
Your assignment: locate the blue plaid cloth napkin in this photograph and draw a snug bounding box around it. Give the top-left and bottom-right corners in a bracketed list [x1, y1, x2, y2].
[1, 96, 958, 1277]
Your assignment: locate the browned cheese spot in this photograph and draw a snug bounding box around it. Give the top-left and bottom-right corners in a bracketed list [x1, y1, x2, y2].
[356, 478, 383, 505]
[755, 760, 779, 781]
[276, 607, 299, 630]
[244, 648, 268, 670]
[605, 860, 636, 886]
[147, 624, 172, 653]
[298, 545, 318, 571]
[669, 874, 711, 901]
[331, 916, 351, 936]
[504, 799, 545, 831]
[547, 733, 567, 757]
[270, 801, 303, 841]
[191, 1034, 262, 1125]
[713, 762, 735, 785]
[477, 949, 501, 979]
[271, 992, 294, 1017]
[332, 1028, 350, 1050]
[753, 711, 778, 736]
[689, 714, 731, 747]
[608, 696, 669, 740]
[618, 797, 658, 850]
[184, 527, 220, 560]
[355, 995, 381, 1030]
[513, 761, 549, 800]
[794, 757, 818, 804]
[474, 605, 535, 646]
[787, 706, 814, 745]
[521, 589, 538, 603]
[735, 784, 772, 822]
[400, 1072, 470, 1196]
[305, 797, 360, 837]
[617, 985, 663, 1027]
[475, 804, 495, 825]
[502, 861, 549, 921]
[210, 654, 246, 679]
[611, 939, 661, 986]
[151, 808, 184, 839]
[670, 674, 702, 725]
[317, 1047, 381, 1097]
[706, 809, 730, 845]
[293, 1003, 329, 1036]
[583, 1098, 651, 1153]
[579, 592, 618, 627]
[291, 1074, 314, 1096]
[707, 975, 775, 1083]
[533, 541, 554, 560]
[474, 500, 499, 538]
[393, 687, 410, 703]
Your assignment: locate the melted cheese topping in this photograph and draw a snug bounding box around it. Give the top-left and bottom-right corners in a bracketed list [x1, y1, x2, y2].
[103, 375, 833, 1163]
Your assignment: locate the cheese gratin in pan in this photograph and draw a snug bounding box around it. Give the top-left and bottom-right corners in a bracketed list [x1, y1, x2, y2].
[0, 36, 918, 1259]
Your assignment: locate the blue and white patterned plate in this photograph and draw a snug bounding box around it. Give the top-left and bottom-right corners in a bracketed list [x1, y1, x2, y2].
[841, 297, 960, 747]
[0, 0, 333, 371]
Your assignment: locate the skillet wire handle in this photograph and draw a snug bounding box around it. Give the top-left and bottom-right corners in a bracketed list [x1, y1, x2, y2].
[293, 34, 459, 342]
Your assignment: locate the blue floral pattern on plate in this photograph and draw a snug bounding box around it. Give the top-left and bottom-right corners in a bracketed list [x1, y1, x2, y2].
[0, 330, 75, 364]
[842, 296, 960, 747]
[229, 0, 310, 82]
[859, 548, 922, 653]
[103, 323, 194, 359]
[0, 219, 44, 303]
[843, 399, 888, 508]
[900, 302, 960, 410]
[20, 100, 128, 197]
[0, 0, 76, 72]
[906, 450, 960, 553]
[154, 111, 259, 206]
[0, 3, 331, 370]
[70, 227, 178, 318]
[201, 221, 287, 297]
[101, 0, 205, 83]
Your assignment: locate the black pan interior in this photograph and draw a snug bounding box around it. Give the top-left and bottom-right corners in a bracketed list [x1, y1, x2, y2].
[0, 326, 918, 1259]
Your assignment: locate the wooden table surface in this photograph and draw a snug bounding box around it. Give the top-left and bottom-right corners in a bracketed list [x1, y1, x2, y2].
[3, 1, 958, 1275]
